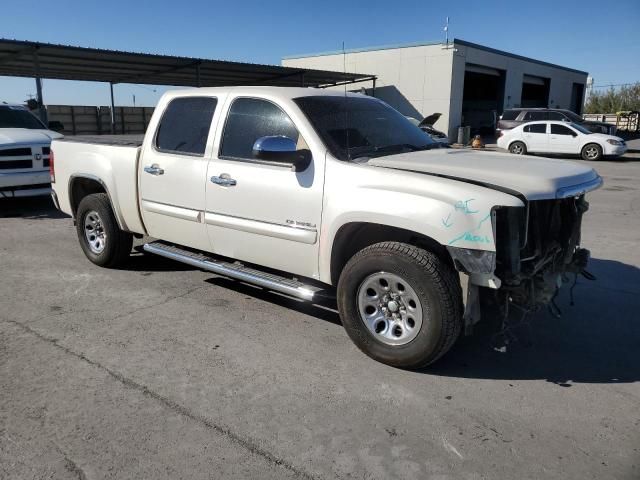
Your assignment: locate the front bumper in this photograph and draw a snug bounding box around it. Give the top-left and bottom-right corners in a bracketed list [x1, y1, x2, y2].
[604, 145, 627, 157]
[0, 170, 50, 189]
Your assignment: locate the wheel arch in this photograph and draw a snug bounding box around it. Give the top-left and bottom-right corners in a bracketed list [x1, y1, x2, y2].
[328, 222, 452, 286]
[508, 139, 528, 151]
[68, 174, 125, 230]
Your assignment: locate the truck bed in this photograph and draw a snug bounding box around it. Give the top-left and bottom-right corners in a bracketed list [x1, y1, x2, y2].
[51, 136, 145, 235]
[57, 135, 144, 147]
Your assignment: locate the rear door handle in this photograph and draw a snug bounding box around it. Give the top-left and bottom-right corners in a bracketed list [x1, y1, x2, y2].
[211, 174, 237, 186]
[144, 164, 164, 175]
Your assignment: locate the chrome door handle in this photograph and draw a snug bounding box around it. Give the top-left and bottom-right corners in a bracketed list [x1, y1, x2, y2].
[211, 174, 237, 186]
[144, 164, 164, 175]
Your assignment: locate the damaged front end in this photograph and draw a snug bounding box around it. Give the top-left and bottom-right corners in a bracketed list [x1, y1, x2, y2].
[493, 195, 591, 310]
[449, 195, 594, 338]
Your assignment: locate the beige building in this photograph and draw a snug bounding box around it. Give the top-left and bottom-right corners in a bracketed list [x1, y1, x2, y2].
[283, 39, 588, 139]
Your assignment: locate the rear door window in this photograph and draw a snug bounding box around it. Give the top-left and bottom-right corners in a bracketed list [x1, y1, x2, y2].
[220, 98, 299, 160]
[523, 111, 547, 121]
[524, 123, 547, 133]
[155, 97, 218, 156]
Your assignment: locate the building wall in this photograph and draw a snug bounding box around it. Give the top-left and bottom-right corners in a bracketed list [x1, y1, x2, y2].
[449, 42, 588, 138]
[283, 43, 455, 132]
[284, 41, 588, 141]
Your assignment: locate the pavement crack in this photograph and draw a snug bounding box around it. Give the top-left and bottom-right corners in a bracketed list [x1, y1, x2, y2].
[109, 285, 205, 321]
[5, 319, 320, 480]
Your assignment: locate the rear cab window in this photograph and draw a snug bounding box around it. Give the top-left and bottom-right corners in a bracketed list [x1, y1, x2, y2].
[155, 97, 218, 156]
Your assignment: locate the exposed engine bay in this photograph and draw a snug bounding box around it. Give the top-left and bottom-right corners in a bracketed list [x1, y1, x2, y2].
[494, 195, 591, 310]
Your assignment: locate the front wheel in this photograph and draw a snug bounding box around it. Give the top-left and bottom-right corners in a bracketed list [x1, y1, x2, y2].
[76, 193, 133, 268]
[581, 143, 602, 161]
[509, 141, 527, 155]
[337, 242, 463, 368]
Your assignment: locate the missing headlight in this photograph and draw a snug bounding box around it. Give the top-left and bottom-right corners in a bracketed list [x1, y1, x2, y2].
[446, 246, 496, 274]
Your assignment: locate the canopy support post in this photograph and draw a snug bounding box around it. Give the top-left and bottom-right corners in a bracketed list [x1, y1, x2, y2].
[109, 82, 116, 134]
[33, 50, 47, 124]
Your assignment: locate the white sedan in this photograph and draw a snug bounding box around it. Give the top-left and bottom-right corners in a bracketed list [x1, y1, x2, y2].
[497, 120, 627, 160]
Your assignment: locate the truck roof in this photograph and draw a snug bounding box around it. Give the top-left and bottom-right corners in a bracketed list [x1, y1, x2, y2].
[161, 85, 367, 101]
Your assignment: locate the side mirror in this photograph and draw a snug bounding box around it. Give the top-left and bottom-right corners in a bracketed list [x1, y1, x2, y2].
[252, 136, 310, 171]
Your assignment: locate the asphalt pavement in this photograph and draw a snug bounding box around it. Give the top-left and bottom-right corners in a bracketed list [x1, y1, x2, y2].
[1, 157, 639, 479]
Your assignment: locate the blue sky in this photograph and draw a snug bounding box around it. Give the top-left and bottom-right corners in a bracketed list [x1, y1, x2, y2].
[1, 0, 638, 106]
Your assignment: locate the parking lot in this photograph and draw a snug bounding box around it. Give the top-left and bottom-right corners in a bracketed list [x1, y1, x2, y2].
[1, 156, 638, 479]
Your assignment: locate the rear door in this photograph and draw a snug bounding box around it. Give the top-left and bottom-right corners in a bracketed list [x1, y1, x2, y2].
[139, 95, 222, 251]
[522, 123, 548, 152]
[549, 123, 580, 154]
[204, 95, 325, 279]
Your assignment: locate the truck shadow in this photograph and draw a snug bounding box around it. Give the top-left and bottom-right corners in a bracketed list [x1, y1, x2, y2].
[205, 277, 342, 326]
[202, 257, 640, 385]
[0, 196, 69, 220]
[427, 258, 640, 385]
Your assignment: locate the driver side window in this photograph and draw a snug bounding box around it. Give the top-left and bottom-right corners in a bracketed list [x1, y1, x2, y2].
[220, 98, 305, 160]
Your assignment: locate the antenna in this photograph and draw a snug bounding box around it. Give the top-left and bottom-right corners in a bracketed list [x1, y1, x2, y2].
[444, 17, 450, 46]
[342, 41, 350, 160]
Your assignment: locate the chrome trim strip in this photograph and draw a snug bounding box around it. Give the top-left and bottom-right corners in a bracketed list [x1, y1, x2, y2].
[143, 243, 318, 300]
[556, 175, 603, 198]
[141, 199, 202, 222]
[204, 211, 317, 244]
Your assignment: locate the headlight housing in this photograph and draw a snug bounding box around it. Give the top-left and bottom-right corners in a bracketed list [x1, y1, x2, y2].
[447, 246, 496, 274]
[607, 139, 623, 146]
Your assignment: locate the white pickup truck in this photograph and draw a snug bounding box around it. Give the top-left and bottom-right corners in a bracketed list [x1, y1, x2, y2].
[0, 103, 63, 198]
[51, 87, 602, 368]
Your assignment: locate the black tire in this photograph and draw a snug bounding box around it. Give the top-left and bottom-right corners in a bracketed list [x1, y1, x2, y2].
[509, 141, 527, 155]
[76, 193, 132, 268]
[337, 242, 463, 368]
[581, 143, 602, 161]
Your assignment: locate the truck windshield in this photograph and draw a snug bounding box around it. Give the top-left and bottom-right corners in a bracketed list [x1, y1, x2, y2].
[561, 110, 584, 123]
[570, 122, 592, 134]
[0, 106, 47, 129]
[294, 96, 436, 161]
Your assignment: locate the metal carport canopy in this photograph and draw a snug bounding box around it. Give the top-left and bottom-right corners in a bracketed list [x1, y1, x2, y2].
[0, 38, 375, 88]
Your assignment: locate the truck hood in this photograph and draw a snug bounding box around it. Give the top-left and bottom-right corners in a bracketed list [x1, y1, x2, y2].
[367, 149, 602, 200]
[0, 128, 63, 145]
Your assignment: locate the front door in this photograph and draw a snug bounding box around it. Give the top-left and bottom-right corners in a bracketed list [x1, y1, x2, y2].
[548, 123, 580, 154]
[522, 122, 548, 152]
[205, 96, 325, 279]
[139, 95, 221, 251]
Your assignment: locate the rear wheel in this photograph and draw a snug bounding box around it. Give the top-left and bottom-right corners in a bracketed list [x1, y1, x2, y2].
[337, 242, 463, 368]
[76, 193, 132, 267]
[581, 143, 602, 161]
[509, 141, 527, 155]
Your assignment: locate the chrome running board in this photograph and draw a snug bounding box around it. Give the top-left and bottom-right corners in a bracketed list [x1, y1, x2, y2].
[143, 241, 323, 301]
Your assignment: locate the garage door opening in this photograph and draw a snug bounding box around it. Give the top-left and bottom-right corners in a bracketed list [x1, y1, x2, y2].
[570, 82, 585, 114]
[461, 65, 505, 135]
[521, 75, 550, 108]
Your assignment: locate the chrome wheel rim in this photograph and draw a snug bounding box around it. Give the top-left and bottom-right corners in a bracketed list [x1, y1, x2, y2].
[84, 210, 106, 254]
[585, 146, 598, 159]
[357, 272, 423, 346]
[511, 143, 523, 154]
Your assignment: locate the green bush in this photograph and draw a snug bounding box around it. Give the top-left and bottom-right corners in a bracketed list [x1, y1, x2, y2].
[584, 83, 640, 114]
